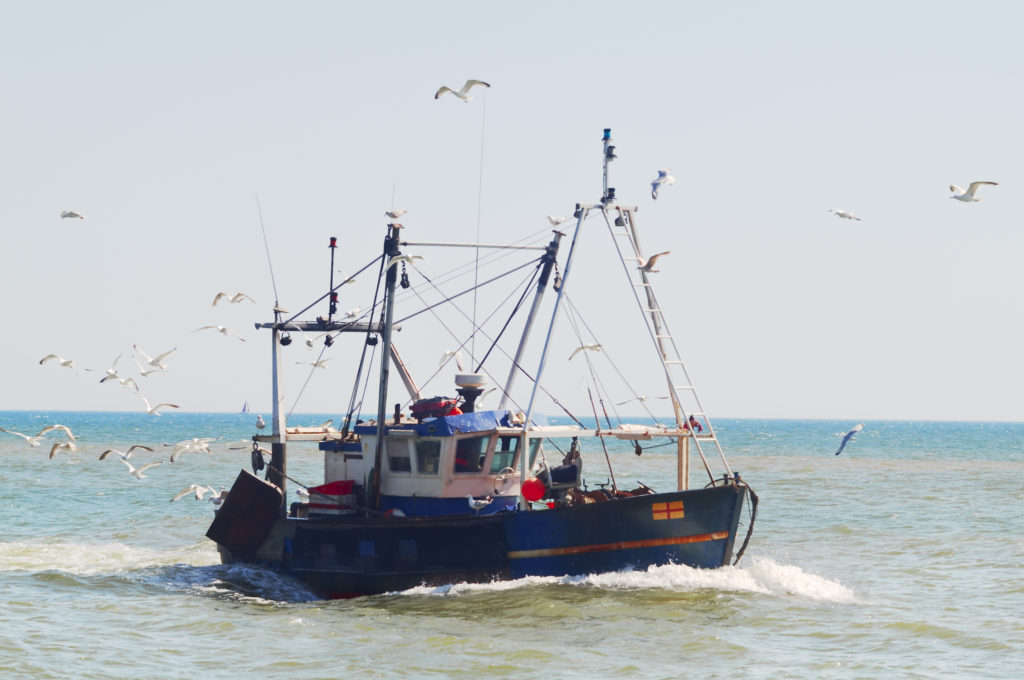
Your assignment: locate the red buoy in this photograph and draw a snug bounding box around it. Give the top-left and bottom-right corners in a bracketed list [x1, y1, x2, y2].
[521, 477, 546, 502]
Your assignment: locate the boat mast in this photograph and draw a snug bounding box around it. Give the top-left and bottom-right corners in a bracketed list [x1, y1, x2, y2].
[370, 222, 402, 510]
[498, 230, 564, 410]
[268, 323, 287, 514]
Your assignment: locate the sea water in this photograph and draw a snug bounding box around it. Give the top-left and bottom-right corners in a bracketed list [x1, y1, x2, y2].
[0, 411, 1021, 679]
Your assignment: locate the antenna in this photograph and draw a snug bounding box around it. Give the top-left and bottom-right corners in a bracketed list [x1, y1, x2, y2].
[256, 195, 281, 312]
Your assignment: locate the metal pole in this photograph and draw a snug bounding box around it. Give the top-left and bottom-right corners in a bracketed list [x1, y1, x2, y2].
[498, 231, 563, 410]
[269, 325, 287, 514]
[371, 224, 402, 510]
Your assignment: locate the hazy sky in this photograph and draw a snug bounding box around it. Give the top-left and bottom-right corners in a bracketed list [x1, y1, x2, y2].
[2, 1, 1021, 422]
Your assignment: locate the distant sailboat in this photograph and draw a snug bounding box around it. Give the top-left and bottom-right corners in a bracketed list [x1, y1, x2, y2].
[241, 401, 249, 414]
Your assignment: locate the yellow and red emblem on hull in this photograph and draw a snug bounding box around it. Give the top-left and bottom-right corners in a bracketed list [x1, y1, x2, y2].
[652, 500, 685, 520]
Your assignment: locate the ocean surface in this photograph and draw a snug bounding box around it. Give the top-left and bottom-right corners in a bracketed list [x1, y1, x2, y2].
[1, 411, 1021, 679]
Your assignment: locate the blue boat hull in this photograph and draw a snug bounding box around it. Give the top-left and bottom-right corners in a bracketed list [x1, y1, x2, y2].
[210, 475, 748, 598]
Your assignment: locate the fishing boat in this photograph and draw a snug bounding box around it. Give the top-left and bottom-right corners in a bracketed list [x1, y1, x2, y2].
[207, 129, 757, 599]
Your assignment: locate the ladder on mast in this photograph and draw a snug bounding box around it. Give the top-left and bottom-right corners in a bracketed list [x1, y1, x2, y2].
[603, 204, 733, 488]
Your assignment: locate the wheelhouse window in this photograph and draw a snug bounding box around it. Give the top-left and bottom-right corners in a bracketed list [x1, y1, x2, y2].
[387, 438, 412, 473]
[489, 436, 541, 473]
[415, 440, 441, 475]
[454, 436, 488, 473]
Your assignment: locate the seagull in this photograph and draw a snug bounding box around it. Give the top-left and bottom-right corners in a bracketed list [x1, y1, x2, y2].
[318, 419, 334, 431]
[384, 254, 425, 271]
[547, 216, 569, 226]
[133, 345, 176, 371]
[615, 395, 670, 406]
[90, 353, 123, 382]
[385, 209, 407, 219]
[344, 307, 362, 319]
[835, 423, 865, 456]
[296, 487, 310, 500]
[212, 291, 255, 306]
[49, 441, 79, 460]
[99, 445, 154, 461]
[39, 353, 77, 370]
[37, 424, 75, 441]
[651, 169, 675, 199]
[0, 427, 44, 447]
[569, 343, 602, 360]
[829, 209, 861, 221]
[171, 483, 217, 502]
[637, 251, 670, 273]
[297, 358, 330, 369]
[476, 387, 497, 409]
[195, 325, 246, 341]
[466, 494, 492, 514]
[121, 459, 163, 479]
[208, 487, 229, 507]
[140, 395, 180, 416]
[60, 210, 84, 219]
[434, 79, 490, 102]
[439, 349, 465, 371]
[950, 181, 998, 202]
[256, 414, 266, 430]
[114, 376, 139, 391]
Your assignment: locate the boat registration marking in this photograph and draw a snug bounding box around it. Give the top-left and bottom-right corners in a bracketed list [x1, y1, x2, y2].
[652, 500, 685, 520]
[507, 531, 729, 560]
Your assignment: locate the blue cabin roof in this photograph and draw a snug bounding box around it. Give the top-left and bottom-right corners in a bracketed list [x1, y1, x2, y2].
[352, 409, 518, 438]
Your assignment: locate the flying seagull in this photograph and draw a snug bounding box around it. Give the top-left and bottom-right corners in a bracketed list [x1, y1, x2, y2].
[950, 181, 998, 202]
[37, 424, 76, 441]
[212, 292, 255, 306]
[122, 459, 163, 479]
[39, 353, 77, 370]
[651, 169, 675, 199]
[385, 209, 407, 219]
[171, 483, 217, 502]
[829, 209, 861, 221]
[99, 445, 154, 461]
[140, 395, 180, 416]
[297, 358, 330, 369]
[569, 343, 602, 360]
[434, 79, 490, 102]
[48, 438, 77, 458]
[133, 345, 176, 371]
[835, 423, 864, 456]
[0, 427, 44, 447]
[637, 251, 670, 273]
[384, 254, 425, 271]
[60, 211, 84, 219]
[439, 349, 465, 371]
[195, 325, 246, 341]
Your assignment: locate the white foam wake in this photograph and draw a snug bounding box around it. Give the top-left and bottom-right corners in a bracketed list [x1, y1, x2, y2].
[398, 557, 857, 603]
[0, 538, 220, 574]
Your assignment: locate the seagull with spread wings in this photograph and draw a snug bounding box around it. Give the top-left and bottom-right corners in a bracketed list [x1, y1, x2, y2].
[133, 345, 176, 372]
[195, 325, 246, 341]
[651, 169, 675, 199]
[950, 181, 998, 202]
[434, 79, 490, 101]
[140, 395, 180, 416]
[122, 459, 163, 479]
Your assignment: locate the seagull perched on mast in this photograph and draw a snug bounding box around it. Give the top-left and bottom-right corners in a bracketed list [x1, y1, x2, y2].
[651, 169, 675, 199]
[949, 181, 998, 202]
[385, 209, 407, 219]
[547, 215, 569, 226]
[434, 79, 490, 102]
